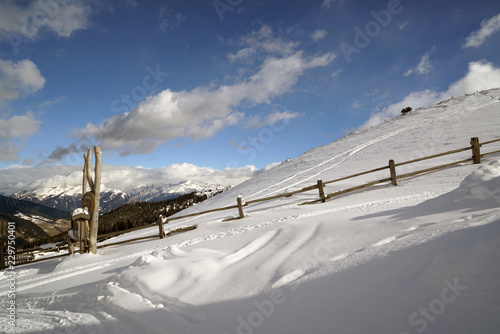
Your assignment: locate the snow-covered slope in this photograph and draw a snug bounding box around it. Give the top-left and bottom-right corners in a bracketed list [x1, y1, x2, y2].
[1, 89, 500, 334]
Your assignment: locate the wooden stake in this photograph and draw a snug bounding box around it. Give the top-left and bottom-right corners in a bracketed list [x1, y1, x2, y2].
[67, 235, 74, 255]
[82, 153, 88, 195]
[471, 137, 481, 164]
[85, 149, 95, 190]
[237, 195, 245, 219]
[389, 159, 398, 186]
[317, 179, 326, 203]
[88, 146, 102, 254]
[158, 217, 165, 239]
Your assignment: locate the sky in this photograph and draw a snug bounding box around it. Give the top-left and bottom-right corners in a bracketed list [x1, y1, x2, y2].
[1, 0, 500, 189]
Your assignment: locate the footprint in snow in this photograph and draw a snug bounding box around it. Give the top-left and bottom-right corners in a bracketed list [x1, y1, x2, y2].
[329, 253, 348, 262]
[371, 236, 397, 247]
[272, 270, 305, 289]
[404, 222, 436, 232]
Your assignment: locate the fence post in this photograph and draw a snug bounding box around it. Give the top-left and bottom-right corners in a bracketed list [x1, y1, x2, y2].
[67, 235, 74, 255]
[471, 137, 481, 164]
[389, 159, 398, 186]
[158, 217, 165, 239]
[317, 179, 326, 203]
[237, 195, 245, 219]
[0, 221, 4, 270]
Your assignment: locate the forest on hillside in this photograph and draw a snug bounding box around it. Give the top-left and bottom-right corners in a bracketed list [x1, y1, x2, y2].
[97, 192, 211, 234]
[6, 191, 221, 250]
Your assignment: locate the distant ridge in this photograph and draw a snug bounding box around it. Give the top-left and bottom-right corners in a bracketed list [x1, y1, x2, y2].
[9, 181, 229, 214]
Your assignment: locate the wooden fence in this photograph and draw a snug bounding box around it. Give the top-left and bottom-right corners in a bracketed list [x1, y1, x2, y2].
[2, 136, 500, 268]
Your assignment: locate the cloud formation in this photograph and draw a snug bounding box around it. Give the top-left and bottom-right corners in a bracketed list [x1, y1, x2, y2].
[321, 0, 343, 9]
[0, 163, 261, 195]
[69, 26, 335, 157]
[360, 60, 500, 129]
[404, 47, 436, 77]
[0, 112, 41, 163]
[463, 12, 500, 48]
[311, 29, 327, 42]
[0, 58, 45, 105]
[0, 0, 91, 42]
[0, 58, 44, 163]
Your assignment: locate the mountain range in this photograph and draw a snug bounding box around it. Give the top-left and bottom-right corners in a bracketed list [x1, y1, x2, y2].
[0, 195, 70, 246]
[9, 180, 230, 214]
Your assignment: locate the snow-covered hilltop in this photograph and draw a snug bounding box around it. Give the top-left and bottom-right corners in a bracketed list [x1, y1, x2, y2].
[1, 89, 499, 333]
[126, 181, 229, 203]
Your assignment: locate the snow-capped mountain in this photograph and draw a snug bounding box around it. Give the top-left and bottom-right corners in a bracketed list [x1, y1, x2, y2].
[127, 180, 230, 202]
[10, 181, 229, 213]
[11, 185, 132, 213]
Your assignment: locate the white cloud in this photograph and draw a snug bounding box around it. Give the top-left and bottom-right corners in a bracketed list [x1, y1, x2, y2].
[0, 112, 41, 163]
[159, 5, 186, 33]
[321, 0, 341, 9]
[0, 58, 45, 104]
[0, 112, 40, 138]
[70, 29, 335, 157]
[0, 58, 44, 162]
[404, 47, 436, 77]
[360, 60, 500, 129]
[228, 47, 256, 63]
[445, 60, 500, 98]
[237, 25, 300, 57]
[397, 21, 409, 30]
[463, 12, 500, 48]
[0, 141, 22, 163]
[245, 110, 303, 129]
[311, 29, 327, 42]
[0, 0, 91, 41]
[351, 101, 362, 109]
[38, 96, 66, 108]
[0, 163, 259, 194]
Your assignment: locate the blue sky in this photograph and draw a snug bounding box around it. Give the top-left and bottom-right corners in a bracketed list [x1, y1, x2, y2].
[1, 0, 500, 178]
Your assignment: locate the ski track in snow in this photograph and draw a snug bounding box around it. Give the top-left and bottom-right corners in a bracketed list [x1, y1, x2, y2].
[242, 96, 499, 201]
[244, 128, 408, 200]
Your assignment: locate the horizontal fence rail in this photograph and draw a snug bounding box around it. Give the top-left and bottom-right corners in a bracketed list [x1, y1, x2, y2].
[3, 136, 500, 268]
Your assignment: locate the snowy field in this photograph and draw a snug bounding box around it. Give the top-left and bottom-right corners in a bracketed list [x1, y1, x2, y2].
[1, 89, 500, 333]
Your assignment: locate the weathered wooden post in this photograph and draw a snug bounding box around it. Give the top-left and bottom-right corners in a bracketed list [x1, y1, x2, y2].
[471, 137, 481, 164]
[0, 221, 4, 270]
[158, 216, 165, 239]
[78, 146, 102, 254]
[237, 195, 245, 219]
[389, 159, 398, 186]
[317, 179, 326, 203]
[89, 146, 101, 254]
[72, 209, 89, 253]
[67, 235, 75, 255]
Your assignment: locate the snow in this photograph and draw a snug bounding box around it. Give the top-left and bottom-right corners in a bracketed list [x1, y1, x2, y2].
[71, 208, 89, 216]
[1, 89, 500, 333]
